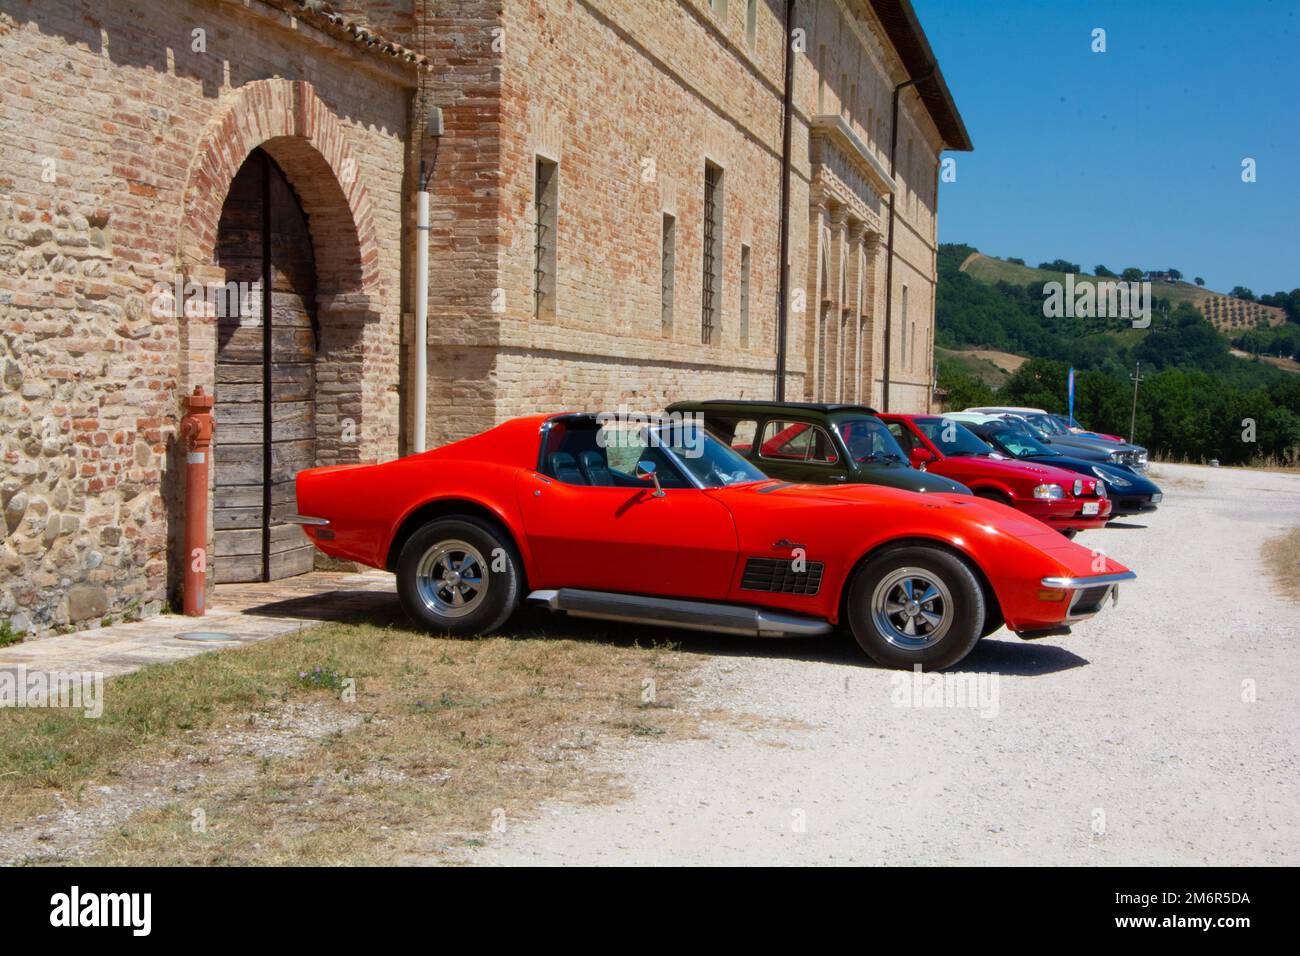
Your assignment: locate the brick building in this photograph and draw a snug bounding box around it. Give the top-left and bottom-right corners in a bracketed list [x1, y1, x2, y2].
[0, 0, 969, 635]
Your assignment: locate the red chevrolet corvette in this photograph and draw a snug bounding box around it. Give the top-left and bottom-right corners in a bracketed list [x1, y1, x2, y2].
[879, 414, 1112, 536]
[292, 413, 1134, 670]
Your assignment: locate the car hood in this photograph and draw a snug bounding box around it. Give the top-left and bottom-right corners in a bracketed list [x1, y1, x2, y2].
[857, 463, 970, 494]
[1092, 464, 1161, 494]
[1023, 455, 1160, 492]
[1050, 434, 1146, 456]
[1036, 441, 1111, 462]
[939, 454, 1083, 485]
[710, 480, 1130, 578]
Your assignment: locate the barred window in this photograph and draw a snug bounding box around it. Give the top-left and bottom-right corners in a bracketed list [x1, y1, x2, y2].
[661, 213, 676, 335]
[533, 156, 557, 320]
[739, 244, 751, 346]
[702, 162, 723, 345]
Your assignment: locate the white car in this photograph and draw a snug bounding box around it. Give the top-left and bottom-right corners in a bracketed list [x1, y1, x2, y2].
[943, 411, 1007, 426]
[965, 406, 1048, 416]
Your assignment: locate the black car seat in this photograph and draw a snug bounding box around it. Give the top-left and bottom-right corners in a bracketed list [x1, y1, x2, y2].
[548, 452, 585, 485]
[577, 450, 614, 486]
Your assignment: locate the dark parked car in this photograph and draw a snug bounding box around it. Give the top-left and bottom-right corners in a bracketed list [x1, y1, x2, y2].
[666, 400, 972, 495]
[963, 420, 1163, 516]
[966, 406, 1149, 472]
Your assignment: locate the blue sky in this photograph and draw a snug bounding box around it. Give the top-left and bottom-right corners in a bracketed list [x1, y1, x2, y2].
[913, 0, 1300, 295]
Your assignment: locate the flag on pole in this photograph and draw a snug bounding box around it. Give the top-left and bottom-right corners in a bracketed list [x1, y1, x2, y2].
[1067, 367, 1076, 425]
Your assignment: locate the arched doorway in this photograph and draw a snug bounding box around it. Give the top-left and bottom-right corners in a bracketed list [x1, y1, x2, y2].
[212, 148, 319, 583]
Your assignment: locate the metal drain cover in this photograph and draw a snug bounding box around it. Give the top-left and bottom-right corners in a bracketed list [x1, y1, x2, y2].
[176, 631, 239, 643]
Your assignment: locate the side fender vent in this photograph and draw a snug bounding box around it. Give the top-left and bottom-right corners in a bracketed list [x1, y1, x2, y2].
[741, 557, 824, 596]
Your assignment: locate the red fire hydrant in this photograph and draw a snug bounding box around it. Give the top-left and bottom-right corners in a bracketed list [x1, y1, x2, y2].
[180, 386, 215, 615]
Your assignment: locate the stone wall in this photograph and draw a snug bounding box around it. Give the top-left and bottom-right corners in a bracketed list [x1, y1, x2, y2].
[0, 0, 960, 636]
[0, 0, 413, 635]
[417, 0, 947, 444]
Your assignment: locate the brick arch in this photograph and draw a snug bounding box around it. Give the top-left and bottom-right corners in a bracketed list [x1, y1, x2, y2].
[177, 78, 382, 300]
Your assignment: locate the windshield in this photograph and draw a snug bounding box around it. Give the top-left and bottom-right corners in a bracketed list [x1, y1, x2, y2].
[987, 427, 1058, 458]
[835, 418, 908, 464]
[1027, 413, 1069, 436]
[647, 423, 768, 488]
[912, 418, 996, 457]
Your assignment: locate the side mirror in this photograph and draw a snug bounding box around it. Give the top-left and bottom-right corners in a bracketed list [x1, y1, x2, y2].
[635, 460, 665, 497]
[909, 448, 936, 471]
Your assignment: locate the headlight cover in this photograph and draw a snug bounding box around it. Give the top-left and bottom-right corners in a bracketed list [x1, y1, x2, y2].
[1033, 483, 1065, 500]
[1072, 479, 1083, 496]
[1093, 465, 1131, 487]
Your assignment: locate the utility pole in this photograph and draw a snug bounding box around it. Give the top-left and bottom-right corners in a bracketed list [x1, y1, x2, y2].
[1128, 361, 1144, 444]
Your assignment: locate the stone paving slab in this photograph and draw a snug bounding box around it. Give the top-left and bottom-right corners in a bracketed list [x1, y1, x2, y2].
[0, 571, 397, 679]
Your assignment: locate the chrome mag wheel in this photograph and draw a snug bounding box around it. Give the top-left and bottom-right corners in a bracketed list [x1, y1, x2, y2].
[870, 567, 954, 650]
[415, 539, 489, 618]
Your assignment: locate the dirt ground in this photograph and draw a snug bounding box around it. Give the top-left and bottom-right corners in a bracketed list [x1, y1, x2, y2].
[463, 462, 1300, 865]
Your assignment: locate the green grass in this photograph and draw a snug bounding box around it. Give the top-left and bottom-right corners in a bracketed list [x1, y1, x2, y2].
[936, 346, 1018, 388]
[0, 609, 705, 864]
[0, 620, 22, 647]
[960, 253, 1287, 329]
[961, 253, 1204, 306]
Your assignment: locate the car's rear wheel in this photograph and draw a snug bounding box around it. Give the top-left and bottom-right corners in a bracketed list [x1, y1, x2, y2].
[846, 545, 985, 670]
[396, 517, 521, 636]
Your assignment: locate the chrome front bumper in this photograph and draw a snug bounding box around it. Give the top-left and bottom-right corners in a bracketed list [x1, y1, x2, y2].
[1041, 571, 1136, 621]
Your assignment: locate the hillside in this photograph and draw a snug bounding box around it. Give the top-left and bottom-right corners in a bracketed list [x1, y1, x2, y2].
[934, 346, 1024, 388]
[934, 243, 1300, 465]
[959, 252, 1287, 334]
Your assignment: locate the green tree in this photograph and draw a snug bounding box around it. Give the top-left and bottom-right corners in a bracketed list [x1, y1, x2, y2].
[1194, 276, 1205, 287]
[1038, 258, 1082, 274]
[1121, 267, 1143, 282]
[1094, 264, 1116, 278]
[935, 358, 996, 411]
[1134, 306, 1229, 371]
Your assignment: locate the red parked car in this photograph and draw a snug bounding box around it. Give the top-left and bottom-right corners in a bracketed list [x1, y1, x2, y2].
[879, 414, 1112, 537]
[291, 413, 1134, 670]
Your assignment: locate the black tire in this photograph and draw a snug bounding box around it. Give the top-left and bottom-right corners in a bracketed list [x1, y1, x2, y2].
[973, 488, 1012, 506]
[1061, 528, 1079, 540]
[396, 517, 522, 636]
[845, 545, 985, 671]
[979, 602, 1005, 638]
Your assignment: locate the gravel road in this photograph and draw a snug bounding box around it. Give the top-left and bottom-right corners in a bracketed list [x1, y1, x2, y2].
[469, 463, 1300, 866]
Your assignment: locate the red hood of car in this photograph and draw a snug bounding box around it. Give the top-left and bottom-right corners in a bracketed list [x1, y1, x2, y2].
[712, 479, 1052, 537]
[710, 480, 1129, 578]
[933, 454, 1083, 486]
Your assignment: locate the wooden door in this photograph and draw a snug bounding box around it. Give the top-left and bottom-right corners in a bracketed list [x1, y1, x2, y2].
[213, 149, 318, 583]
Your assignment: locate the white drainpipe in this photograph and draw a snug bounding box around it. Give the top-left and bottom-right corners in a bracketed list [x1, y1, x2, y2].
[414, 187, 429, 453]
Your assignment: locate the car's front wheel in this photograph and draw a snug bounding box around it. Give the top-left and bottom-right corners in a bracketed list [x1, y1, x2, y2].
[846, 545, 985, 670]
[396, 517, 522, 636]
